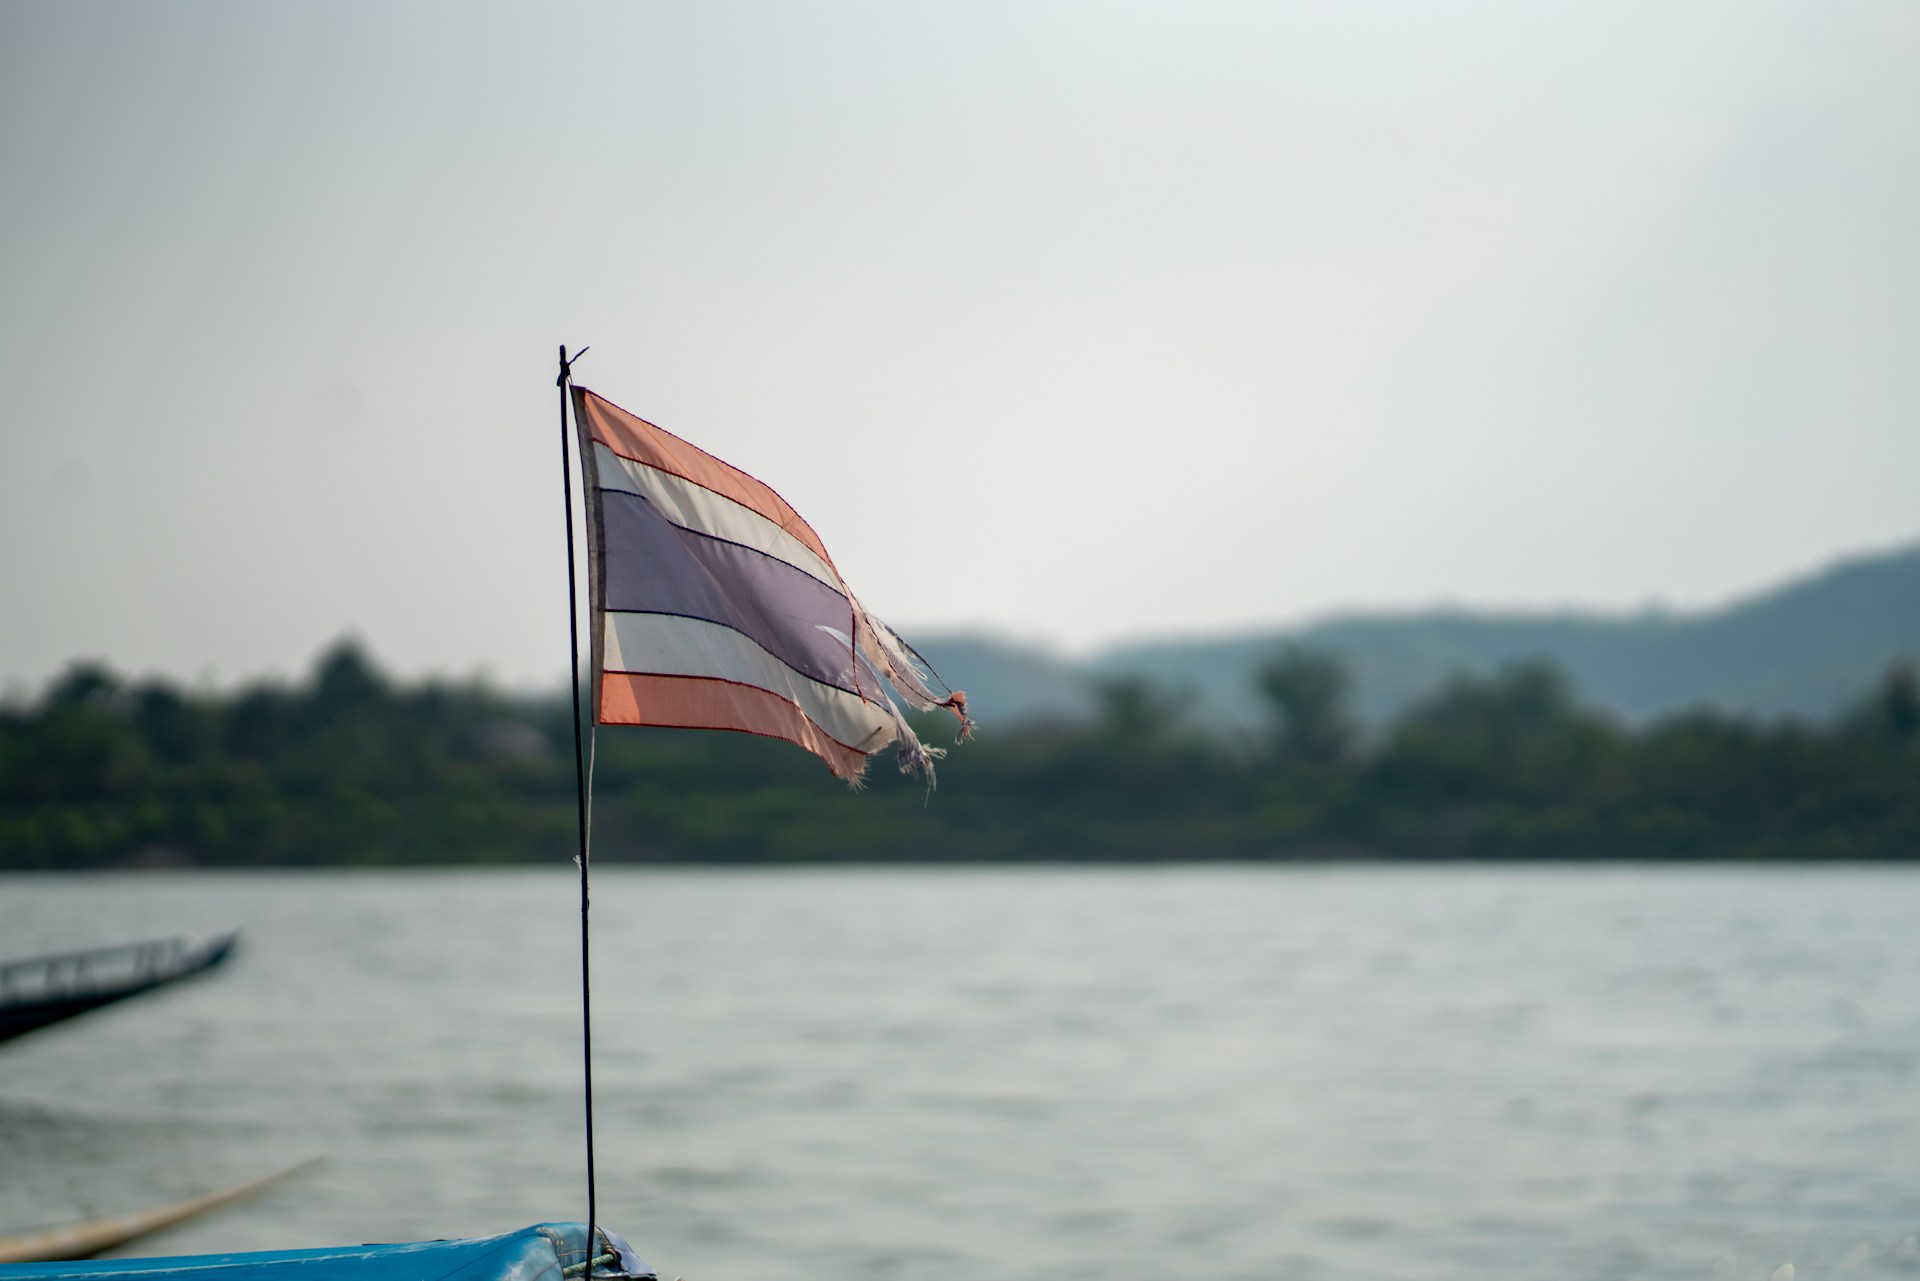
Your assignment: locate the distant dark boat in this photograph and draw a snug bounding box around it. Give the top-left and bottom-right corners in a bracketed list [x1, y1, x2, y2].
[0, 933, 237, 1046]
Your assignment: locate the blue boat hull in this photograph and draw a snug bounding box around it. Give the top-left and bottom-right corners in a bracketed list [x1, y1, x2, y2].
[0, 1224, 653, 1281]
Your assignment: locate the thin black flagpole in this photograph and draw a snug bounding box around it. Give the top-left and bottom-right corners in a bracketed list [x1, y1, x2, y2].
[557, 344, 598, 1250]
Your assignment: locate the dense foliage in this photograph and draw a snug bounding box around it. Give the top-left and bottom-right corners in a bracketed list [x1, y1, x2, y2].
[4, 641, 1919, 868]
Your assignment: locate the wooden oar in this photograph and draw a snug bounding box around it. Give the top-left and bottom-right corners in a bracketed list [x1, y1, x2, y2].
[0, 1159, 319, 1264]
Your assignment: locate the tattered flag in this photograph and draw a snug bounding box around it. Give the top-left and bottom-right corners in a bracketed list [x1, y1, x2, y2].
[571, 387, 971, 784]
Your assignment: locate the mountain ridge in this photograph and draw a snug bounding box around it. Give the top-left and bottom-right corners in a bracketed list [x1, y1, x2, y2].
[916, 540, 1920, 731]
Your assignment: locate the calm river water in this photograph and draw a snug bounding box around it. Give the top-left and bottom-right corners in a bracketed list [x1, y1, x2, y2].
[1, 866, 1917, 1281]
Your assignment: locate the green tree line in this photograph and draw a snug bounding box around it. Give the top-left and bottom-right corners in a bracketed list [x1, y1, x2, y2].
[4, 640, 1919, 868]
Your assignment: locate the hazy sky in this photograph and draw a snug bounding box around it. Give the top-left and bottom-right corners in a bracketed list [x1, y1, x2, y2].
[4, 2, 1916, 693]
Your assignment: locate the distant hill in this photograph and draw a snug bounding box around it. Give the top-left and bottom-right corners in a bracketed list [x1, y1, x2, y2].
[917, 542, 1920, 733]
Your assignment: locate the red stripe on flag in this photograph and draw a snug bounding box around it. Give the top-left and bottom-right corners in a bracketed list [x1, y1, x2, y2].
[574, 389, 837, 571]
[598, 671, 873, 780]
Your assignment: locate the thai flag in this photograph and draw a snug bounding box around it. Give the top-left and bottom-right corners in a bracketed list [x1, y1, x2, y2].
[571, 387, 970, 783]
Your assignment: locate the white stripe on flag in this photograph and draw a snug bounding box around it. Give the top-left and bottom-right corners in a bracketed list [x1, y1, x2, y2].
[602, 611, 896, 753]
[593, 444, 841, 589]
